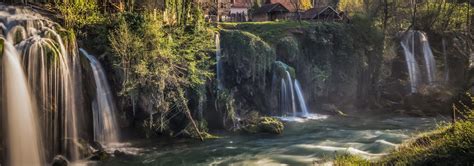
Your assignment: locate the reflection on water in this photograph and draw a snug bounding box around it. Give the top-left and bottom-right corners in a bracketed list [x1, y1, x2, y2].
[95, 115, 443, 166]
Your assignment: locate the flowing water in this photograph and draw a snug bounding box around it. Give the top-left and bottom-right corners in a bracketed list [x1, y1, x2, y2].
[420, 33, 437, 84]
[278, 70, 312, 118]
[294, 79, 309, 117]
[2, 37, 44, 166]
[285, 71, 296, 117]
[99, 115, 443, 166]
[400, 30, 437, 93]
[216, 34, 223, 90]
[401, 31, 421, 93]
[81, 49, 120, 145]
[0, 5, 86, 163]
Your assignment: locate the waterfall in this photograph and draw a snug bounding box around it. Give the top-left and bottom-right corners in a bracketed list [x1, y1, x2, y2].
[400, 30, 437, 93]
[3, 38, 44, 166]
[277, 69, 311, 118]
[0, 6, 84, 163]
[216, 34, 223, 90]
[285, 71, 296, 116]
[442, 38, 449, 82]
[280, 79, 287, 115]
[400, 31, 420, 93]
[294, 80, 309, 117]
[80, 49, 120, 145]
[419, 32, 437, 84]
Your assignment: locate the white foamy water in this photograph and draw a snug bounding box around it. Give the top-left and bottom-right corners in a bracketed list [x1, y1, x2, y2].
[99, 115, 443, 166]
[276, 113, 328, 122]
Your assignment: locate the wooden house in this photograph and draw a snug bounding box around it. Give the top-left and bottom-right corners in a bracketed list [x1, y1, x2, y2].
[302, 6, 341, 21]
[252, 3, 289, 21]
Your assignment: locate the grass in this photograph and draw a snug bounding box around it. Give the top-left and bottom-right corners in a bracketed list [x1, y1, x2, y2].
[333, 154, 372, 166]
[333, 116, 474, 165]
[218, 21, 318, 43]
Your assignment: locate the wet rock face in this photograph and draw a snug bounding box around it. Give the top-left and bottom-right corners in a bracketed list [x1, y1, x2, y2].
[219, 30, 275, 114]
[218, 23, 384, 116]
[379, 32, 471, 115]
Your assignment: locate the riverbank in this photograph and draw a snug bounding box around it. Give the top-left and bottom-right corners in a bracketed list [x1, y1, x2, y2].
[335, 96, 474, 165]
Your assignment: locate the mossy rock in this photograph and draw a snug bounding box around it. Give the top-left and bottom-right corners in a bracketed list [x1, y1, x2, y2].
[276, 36, 300, 62]
[272, 61, 295, 80]
[243, 117, 284, 134]
[219, 29, 275, 86]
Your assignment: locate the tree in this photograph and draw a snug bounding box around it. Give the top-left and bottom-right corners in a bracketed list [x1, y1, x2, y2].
[289, 0, 312, 20]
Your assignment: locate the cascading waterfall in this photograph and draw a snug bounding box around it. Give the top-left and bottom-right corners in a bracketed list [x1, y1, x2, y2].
[0, 6, 85, 163]
[80, 49, 120, 145]
[401, 31, 420, 93]
[2, 37, 44, 166]
[278, 70, 310, 118]
[294, 80, 309, 117]
[285, 71, 296, 116]
[280, 79, 287, 115]
[400, 30, 437, 93]
[420, 33, 437, 84]
[216, 34, 223, 90]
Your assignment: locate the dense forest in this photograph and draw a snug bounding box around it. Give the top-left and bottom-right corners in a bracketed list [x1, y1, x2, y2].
[0, 0, 472, 165]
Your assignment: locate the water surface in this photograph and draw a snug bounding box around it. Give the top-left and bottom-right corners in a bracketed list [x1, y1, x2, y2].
[99, 115, 444, 166]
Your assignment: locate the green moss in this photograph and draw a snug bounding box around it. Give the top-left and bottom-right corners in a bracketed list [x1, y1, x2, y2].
[242, 116, 284, 134]
[381, 120, 474, 165]
[220, 29, 275, 88]
[258, 117, 284, 134]
[200, 132, 221, 139]
[272, 61, 295, 79]
[276, 36, 300, 62]
[333, 154, 371, 166]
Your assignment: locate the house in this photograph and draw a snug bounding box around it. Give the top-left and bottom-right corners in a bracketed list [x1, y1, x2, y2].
[228, 0, 252, 21]
[302, 6, 341, 21]
[252, 3, 290, 21]
[230, 0, 252, 14]
[265, 0, 297, 12]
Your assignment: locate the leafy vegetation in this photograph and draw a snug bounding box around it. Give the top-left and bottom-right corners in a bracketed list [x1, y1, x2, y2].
[107, 8, 214, 137]
[54, 0, 105, 29]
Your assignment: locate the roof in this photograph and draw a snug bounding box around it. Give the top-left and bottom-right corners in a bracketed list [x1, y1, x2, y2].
[303, 6, 340, 19]
[231, 0, 252, 8]
[253, 3, 289, 15]
[269, 0, 297, 12]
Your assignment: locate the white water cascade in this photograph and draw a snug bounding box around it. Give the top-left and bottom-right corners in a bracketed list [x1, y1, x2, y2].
[80, 49, 120, 145]
[279, 71, 310, 117]
[216, 34, 223, 90]
[294, 80, 309, 117]
[285, 71, 296, 116]
[400, 30, 437, 93]
[420, 33, 437, 84]
[3, 37, 44, 166]
[0, 5, 85, 163]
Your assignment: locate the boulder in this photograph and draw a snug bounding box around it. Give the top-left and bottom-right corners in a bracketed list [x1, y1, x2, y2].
[242, 116, 284, 134]
[51, 155, 69, 166]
